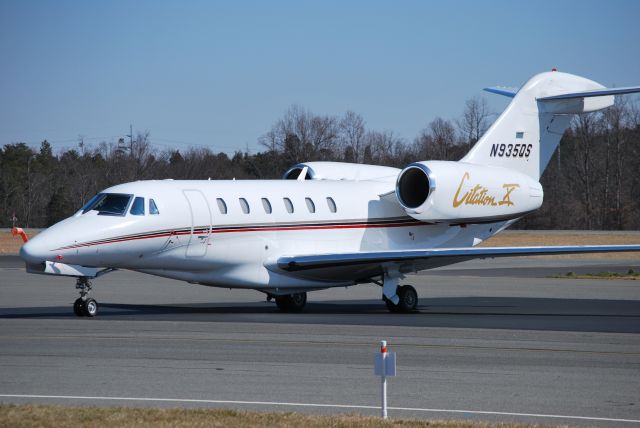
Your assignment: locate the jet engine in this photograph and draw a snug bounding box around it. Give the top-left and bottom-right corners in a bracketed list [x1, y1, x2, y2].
[284, 162, 400, 181]
[395, 160, 543, 224]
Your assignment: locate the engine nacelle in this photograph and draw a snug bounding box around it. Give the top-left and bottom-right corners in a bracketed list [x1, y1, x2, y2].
[395, 161, 543, 223]
[284, 162, 400, 181]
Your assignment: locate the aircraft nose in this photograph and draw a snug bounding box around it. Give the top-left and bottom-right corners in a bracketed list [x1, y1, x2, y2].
[19, 237, 49, 264]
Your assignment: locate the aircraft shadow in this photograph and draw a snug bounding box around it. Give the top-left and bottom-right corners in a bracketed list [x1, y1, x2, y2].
[1, 296, 639, 333]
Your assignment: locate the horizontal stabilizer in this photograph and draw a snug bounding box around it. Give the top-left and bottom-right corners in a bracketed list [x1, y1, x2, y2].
[538, 86, 640, 101]
[484, 86, 518, 98]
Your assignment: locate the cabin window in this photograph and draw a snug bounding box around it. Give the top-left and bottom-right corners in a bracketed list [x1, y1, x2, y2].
[305, 197, 315, 213]
[216, 198, 227, 214]
[149, 199, 159, 215]
[130, 197, 145, 215]
[82, 193, 132, 216]
[262, 198, 272, 214]
[283, 197, 294, 213]
[326, 197, 337, 213]
[239, 198, 250, 214]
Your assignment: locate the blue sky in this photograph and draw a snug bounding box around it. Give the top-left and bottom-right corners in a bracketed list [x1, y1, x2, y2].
[1, 0, 639, 155]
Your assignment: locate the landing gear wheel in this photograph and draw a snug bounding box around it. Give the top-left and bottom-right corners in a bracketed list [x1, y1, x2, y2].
[73, 277, 98, 318]
[397, 285, 418, 312]
[275, 292, 307, 312]
[384, 285, 418, 313]
[289, 292, 307, 311]
[73, 298, 85, 317]
[82, 298, 98, 317]
[275, 296, 287, 311]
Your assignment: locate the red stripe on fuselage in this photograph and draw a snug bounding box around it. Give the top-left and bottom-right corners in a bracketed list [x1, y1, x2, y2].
[52, 220, 425, 251]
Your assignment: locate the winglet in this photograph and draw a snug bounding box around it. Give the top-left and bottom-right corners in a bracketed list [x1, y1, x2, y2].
[484, 86, 518, 98]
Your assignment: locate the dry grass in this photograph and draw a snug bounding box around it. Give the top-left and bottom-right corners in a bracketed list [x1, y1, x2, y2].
[0, 229, 40, 255]
[480, 231, 640, 247]
[0, 404, 561, 428]
[553, 269, 640, 280]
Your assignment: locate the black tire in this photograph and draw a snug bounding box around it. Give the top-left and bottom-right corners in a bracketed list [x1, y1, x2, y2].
[83, 298, 98, 317]
[397, 285, 418, 312]
[275, 295, 290, 311]
[383, 296, 400, 313]
[288, 292, 307, 311]
[275, 292, 307, 312]
[73, 298, 85, 317]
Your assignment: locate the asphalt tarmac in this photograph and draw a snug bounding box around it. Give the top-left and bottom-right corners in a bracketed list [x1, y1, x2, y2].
[1, 255, 639, 426]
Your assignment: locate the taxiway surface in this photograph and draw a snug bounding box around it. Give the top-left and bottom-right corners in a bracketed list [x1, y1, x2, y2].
[1, 255, 639, 426]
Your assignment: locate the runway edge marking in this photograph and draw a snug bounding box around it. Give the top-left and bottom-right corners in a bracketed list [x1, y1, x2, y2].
[0, 394, 638, 424]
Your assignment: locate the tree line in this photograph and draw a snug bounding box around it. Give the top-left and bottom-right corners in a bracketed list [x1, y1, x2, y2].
[1, 97, 638, 229]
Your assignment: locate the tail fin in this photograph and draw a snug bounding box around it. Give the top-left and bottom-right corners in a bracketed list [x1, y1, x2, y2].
[462, 71, 640, 179]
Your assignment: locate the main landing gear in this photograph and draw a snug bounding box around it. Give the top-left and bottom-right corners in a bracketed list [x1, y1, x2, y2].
[383, 285, 418, 313]
[381, 267, 418, 313]
[275, 292, 307, 312]
[73, 277, 98, 317]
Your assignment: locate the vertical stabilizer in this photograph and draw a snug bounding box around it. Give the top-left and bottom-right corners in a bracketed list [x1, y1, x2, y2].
[461, 71, 630, 179]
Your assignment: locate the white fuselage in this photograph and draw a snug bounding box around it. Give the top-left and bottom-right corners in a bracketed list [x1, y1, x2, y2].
[21, 178, 505, 291]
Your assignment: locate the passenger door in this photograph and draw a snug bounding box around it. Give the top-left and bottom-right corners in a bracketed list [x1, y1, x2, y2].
[183, 190, 212, 257]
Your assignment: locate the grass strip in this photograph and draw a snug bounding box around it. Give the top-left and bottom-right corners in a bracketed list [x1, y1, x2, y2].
[0, 404, 560, 428]
[552, 268, 640, 280]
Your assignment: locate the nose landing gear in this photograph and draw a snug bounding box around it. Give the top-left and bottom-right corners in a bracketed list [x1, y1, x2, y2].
[73, 277, 98, 317]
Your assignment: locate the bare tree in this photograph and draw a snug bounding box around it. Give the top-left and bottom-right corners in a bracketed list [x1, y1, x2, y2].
[414, 117, 457, 160]
[457, 96, 491, 150]
[3, 98, 640, 230]
[338, 111, 365, 163]
[362, 130, 404, 166]
[259, 105, 339, 163]
[130, 131, 154, 179]
[571, 114, 600, 229]
[602, 98, 630, 228]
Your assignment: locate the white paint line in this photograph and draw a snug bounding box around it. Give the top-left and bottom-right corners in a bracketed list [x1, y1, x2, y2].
[0, 394, 638, 424]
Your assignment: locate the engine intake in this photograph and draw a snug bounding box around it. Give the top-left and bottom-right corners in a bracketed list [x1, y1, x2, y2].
[396, 163, 434, 209]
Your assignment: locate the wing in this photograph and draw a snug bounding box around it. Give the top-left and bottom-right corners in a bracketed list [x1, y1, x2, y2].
[274, 245, 640, 282]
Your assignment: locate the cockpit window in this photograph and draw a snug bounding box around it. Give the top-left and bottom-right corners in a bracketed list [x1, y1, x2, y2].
[130, 197, 145, 215]
[82, 193, 132, 216]
[80, 194, 102, 214]
[149, 199, 159, 215]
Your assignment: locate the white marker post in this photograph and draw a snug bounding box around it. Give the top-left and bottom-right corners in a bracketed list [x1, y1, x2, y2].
[374, 340, 396, 419]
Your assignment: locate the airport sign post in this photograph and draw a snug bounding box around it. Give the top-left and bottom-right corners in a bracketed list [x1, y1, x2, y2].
[374, 340, 396, 418]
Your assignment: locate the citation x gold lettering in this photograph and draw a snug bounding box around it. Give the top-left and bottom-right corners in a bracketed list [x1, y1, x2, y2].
[452, 172, 520, 208]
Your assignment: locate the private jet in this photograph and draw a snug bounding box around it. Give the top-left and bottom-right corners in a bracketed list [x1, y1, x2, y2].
[19, 70, 640, 316]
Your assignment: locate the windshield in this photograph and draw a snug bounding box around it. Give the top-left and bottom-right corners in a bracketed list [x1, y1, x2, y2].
[82, 193, 133, 216]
